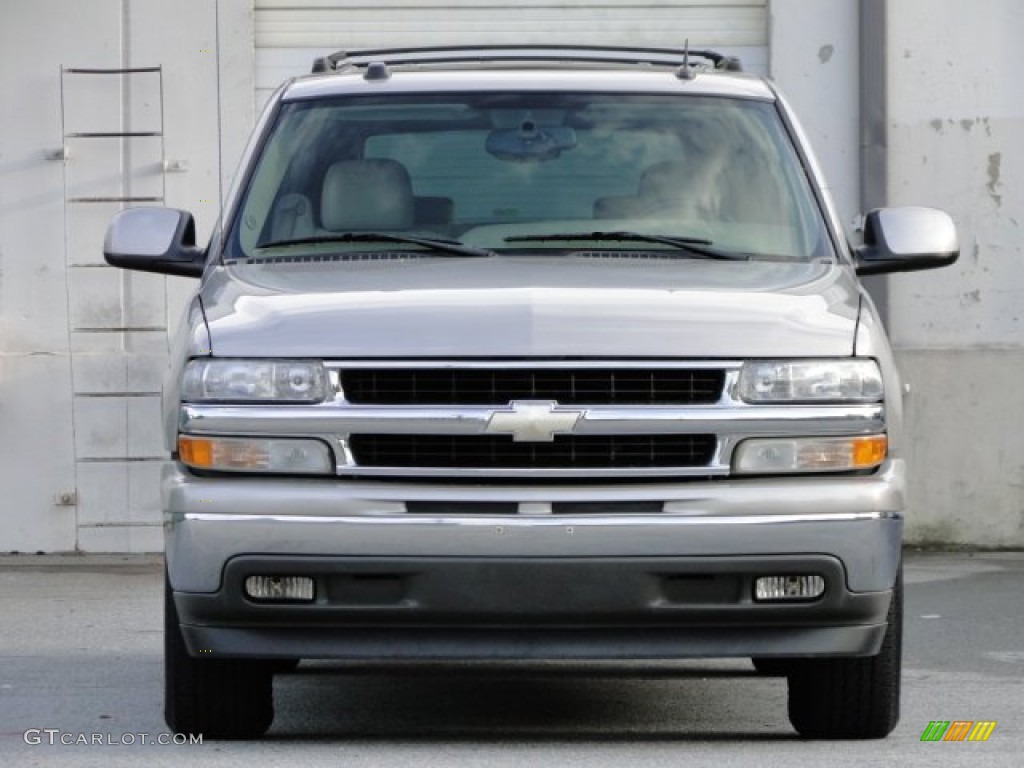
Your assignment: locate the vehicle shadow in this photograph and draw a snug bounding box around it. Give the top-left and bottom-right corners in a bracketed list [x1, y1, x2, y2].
[266, 661, 799, 741]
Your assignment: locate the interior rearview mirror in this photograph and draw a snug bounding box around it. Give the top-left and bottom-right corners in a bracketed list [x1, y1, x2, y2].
[485, 123, 577, 162]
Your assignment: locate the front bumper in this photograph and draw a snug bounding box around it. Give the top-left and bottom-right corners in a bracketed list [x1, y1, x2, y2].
[164, 462, 904, 661]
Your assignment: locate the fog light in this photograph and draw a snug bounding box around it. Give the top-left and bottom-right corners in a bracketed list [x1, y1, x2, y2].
[245, 575, 315, 602]
[754, 575, 825, 602]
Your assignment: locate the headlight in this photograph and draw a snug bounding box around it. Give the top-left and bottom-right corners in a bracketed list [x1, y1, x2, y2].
[179, 435, 334, 474]
[181, 359, 328, 403]
[737, 360, 883, 403]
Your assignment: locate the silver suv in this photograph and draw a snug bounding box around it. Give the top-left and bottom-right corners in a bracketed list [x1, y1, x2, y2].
[105, 46, 958, 739]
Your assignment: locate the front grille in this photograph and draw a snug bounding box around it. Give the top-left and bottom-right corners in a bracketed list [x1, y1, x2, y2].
[340, 368, 725, 406]
[348, 434, 716, 470]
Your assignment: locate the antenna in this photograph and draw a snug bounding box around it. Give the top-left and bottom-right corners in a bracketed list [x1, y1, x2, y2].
[676, 40, 696, 80]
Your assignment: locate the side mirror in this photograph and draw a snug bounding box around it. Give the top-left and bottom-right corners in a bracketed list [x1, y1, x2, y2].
[855, 207, 958, 276]
[104, 208, 206, 278]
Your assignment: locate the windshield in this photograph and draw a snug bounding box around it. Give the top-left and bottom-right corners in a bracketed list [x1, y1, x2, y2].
[226, 92, 834, 263]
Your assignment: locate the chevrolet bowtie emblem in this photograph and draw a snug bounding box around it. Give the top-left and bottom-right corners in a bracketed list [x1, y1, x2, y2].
[485, 400, 585, 442]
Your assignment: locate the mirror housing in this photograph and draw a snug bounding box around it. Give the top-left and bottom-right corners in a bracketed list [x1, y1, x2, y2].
[104, 208, 206, 278]
[855, 207, 959, 276]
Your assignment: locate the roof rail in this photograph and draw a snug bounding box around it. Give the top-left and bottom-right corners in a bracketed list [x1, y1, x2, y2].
[311, 45, 742, 76]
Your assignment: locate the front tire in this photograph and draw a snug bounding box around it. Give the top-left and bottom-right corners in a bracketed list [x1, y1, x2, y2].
[786, 564, 902, 739]
[164, 573, 274, 739]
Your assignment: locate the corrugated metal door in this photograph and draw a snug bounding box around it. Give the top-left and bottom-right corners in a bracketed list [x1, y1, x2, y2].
[254, 0, 769, 106]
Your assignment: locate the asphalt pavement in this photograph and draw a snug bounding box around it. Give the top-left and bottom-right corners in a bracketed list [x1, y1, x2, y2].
[0, 550, 1021, 767]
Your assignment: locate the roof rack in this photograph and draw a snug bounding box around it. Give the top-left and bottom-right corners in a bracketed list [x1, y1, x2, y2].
[311, 45, 742, 77]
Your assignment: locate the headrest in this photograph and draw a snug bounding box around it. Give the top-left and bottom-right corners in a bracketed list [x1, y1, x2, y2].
[321, 159, 414, 231]
[638, 161, 691, 200]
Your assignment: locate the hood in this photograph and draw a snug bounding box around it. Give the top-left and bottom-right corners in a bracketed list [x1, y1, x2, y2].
[199, 257, 860, 358]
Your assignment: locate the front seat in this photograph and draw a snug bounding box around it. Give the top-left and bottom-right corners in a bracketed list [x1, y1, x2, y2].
[320, 158, 415, 231]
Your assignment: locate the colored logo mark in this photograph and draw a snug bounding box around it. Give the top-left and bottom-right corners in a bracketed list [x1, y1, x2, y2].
[920, 720, 997, 742]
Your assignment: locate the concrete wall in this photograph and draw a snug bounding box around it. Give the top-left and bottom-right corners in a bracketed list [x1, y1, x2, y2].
[0, 0, 253, 552]
[885, 0, 1024, 547]
[771, 0, 1024, 547]
[768, 0, 860, 231]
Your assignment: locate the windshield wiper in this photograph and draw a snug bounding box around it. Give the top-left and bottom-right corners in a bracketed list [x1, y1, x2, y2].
[256, 232, 495, 258]
[504, 231, 749, 261]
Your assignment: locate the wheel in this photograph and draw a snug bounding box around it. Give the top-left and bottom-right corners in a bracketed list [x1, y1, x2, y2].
[164, 572, 274, 739]
[751, 657, 793, 676]
[786, 564, 902, 739]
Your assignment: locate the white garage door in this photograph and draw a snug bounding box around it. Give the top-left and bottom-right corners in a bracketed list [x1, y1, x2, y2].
[255, 0, 769, 107]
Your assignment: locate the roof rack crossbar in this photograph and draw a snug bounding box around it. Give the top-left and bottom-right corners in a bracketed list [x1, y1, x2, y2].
[312, 45, 741, 75]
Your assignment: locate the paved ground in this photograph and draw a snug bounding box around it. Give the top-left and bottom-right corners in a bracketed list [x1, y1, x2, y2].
[0, 550, 1021, 767]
